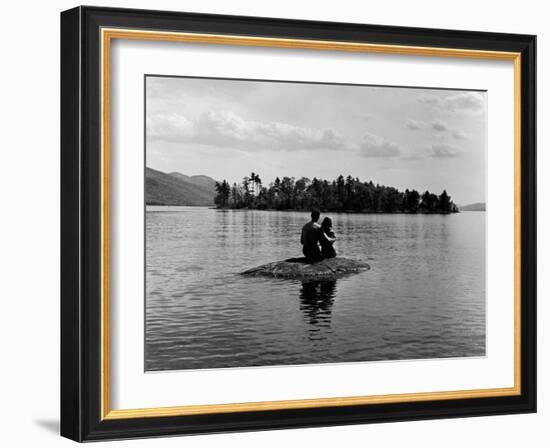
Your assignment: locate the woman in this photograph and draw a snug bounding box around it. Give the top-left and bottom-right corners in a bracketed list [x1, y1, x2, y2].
[319, 217, 337, 259]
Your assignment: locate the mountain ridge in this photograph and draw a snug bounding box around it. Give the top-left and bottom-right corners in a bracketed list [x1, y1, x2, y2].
[169, 172, 217, 191]
[459, 202, 486, 211]
[146, 167, 216, 206]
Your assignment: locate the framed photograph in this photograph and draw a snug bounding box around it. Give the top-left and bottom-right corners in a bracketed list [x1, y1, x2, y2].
[60, 6, 536, 441]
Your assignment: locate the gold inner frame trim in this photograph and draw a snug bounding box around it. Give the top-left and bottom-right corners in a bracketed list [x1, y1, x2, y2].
[100, 27, 522, 421]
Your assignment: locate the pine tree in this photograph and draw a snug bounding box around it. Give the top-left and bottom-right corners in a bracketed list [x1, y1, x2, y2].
[214, 173, 457, 214]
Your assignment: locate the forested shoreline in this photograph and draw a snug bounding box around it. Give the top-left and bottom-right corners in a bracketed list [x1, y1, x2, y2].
[214, 173, 458, 214]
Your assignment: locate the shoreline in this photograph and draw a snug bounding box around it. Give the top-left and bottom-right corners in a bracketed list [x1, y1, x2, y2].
[145, 204, 473, 215]
[215, 207, 459, 215]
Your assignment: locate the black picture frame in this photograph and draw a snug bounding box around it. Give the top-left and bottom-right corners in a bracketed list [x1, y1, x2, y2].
[61, 5, 536, 442]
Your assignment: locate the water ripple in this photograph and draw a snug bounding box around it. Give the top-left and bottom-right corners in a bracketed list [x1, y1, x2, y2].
[145, 207, 485, 371]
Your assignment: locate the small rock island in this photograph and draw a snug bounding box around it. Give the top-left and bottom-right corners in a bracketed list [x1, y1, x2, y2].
[241, 257, 370, 281]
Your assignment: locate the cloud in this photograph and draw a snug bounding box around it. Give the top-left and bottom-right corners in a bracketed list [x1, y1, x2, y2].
[359, 133, 401, 158]
[147, 113, 195, 142]
[429, 144, 463, 158]
[432, 121, 448, 132]
[419, 91, 485, 113]
[147, 110, 351, 152]
[406, 119, 467, 141]
[452, 130, 467, 140]
[406, 119, 423, 130]
[400, 152, 424, 161]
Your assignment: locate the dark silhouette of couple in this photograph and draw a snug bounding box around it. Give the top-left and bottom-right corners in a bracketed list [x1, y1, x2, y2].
[300, 209, 337, 263]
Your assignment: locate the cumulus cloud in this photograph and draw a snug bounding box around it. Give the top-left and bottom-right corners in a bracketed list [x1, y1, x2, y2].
[419, 91, 485, 114]
[406, 119, 423, 130]
[359, 133, 401, 158]
[405, 118, 467, 141]
[147, 110, 351, 152]
[429, 144, 463, 158]
[147, 113, 195, 142]
[452, 130, 467, 140]
[432, 121, 448, 132]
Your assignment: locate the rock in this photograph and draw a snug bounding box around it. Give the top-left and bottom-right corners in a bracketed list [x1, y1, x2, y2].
[241, 257, 370, 281]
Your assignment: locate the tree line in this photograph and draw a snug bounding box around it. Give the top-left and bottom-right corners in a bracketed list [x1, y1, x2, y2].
[214, 172, 458, 214]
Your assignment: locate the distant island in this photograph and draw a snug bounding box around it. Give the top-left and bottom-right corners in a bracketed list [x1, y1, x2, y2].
[214, 173, 458, 214]
[459, 202, 486, 212]
[145, 167, 216, 206]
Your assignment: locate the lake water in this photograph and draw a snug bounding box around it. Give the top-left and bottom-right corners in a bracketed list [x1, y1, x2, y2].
[145, 207, 485, 371]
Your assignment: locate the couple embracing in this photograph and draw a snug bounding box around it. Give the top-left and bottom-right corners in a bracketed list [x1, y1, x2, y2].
[300, 209, 337, 263]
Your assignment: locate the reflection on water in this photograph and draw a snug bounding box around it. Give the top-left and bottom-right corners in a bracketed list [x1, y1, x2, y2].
[300, 281, 337, 337]
[145, 207, 486, 371]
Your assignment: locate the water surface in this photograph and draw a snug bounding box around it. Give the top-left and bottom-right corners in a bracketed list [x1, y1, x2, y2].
[145, 207, 485, 371]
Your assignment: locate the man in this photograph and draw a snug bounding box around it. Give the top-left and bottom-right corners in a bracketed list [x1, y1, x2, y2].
[301, 209, 322, 262]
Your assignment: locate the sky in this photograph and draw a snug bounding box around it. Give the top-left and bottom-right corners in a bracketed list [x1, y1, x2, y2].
[146, 76, 487, 205]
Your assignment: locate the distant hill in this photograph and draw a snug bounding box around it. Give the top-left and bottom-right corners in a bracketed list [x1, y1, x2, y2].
[146, 167, 216, 206]
[169, 172, 217, 191]
[459, 202, 486, 211]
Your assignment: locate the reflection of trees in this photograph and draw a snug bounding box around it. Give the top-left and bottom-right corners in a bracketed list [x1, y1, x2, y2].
[299, 281, 337, 332]
[214, 209, 229, 248]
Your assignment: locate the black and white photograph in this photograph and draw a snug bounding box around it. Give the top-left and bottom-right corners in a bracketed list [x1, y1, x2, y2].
[145, 75, 487, 372]
[1, 0, 543, 444]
